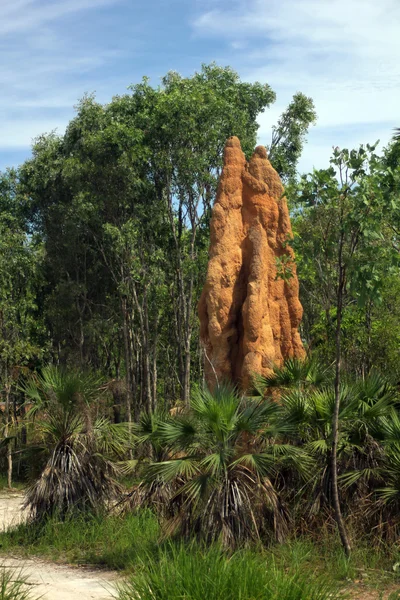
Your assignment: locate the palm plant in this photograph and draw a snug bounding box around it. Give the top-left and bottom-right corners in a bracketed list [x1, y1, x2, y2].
[121, 410, 180, 515]
[135, 385, 312, 547]
[252, 356, 332, 396]
[21, 366, 127, 521]
[276, 370, 398, 524]
[364, 410, 400, 539]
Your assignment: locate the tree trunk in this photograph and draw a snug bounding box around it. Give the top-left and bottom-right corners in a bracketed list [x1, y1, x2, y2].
[183, 346, 191, 404]
[121, 297, 132, 425]
[331, 233, 351, 557]
[4, 382, 12, 489]
[121, 297, 134, 458]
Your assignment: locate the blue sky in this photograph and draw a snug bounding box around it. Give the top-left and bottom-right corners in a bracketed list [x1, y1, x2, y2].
[1, 0, 399, 173]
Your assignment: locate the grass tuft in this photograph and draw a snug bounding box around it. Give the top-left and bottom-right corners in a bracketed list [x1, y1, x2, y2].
[117, 542, 342, 600]
[0, 567, 38, 600]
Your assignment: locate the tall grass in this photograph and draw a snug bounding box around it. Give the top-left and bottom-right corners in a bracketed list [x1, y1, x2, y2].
[0, 510, 160, 570]
[2, 511, 400, 595]
[0, 568, 38, 600]
[117, 543, 343, 600]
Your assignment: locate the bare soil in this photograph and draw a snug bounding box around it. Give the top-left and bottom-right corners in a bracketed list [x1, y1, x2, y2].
[0, 492, 26, 530]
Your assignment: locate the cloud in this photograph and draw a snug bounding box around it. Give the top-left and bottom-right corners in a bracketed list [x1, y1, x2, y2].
[0, 0, 120, 35]
[0, 118, 68, 149]
[0, 0, 124, 159]
[193, 0, 400, 170]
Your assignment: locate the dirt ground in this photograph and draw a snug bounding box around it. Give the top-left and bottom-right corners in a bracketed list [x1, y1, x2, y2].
[0, 557, 117, 600]
[0, 492, 118, 599]
[0, 492, 26, 530]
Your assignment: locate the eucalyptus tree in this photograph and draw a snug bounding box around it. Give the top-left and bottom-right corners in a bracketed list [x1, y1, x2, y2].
[125, 64, 316, 402]
[0, 169, 44, 488]
[290, 142, 400, 554]
[21, 63, 317, 412]
[269, 92, 317, 181]
[125, 64, 276, 403]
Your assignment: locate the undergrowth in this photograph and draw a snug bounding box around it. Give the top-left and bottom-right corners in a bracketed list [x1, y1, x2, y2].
[116, 543, 342, 600]
[0, 476, 25, 492]
[0, 510, 160, 570]
[1, 511, 400, 597]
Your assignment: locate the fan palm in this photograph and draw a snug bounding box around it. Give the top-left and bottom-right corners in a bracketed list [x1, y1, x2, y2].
[136, 385, 312, 547]
[21, 366, 127, 521]
[278, 370, 397, 518]
[121, 410, 180, 515]
[252, 356, 332, 396]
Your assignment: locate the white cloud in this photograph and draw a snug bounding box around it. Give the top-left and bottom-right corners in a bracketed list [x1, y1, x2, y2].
[0, 118, 68, 149]
[0, 0, 126, 156]
[0, 0, 120, 35]
[193, 0, 400, 171]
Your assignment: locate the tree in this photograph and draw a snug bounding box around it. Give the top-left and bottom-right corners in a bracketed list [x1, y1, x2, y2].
[19, 63, 317, 413]
[290, 142, 400, 554]
[0, 169, 45, 488]
[127, 64, 275, 403]
[269, 92, 317, 181]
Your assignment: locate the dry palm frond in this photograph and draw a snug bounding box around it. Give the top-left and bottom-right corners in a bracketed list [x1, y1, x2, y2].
[22, 367, 126, 521]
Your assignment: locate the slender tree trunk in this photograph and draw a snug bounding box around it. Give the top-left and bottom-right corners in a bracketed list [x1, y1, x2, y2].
[4, 382, 12, 489]
[121, 297, 132, 425]
[152, 352, 158, 412]
[121, 297, 134, 458]
[143, 291, 152, 412]
[183, 346, 191, 404]
[181, 232, 196, 404]
[151, 316, 159, 412]
[331, 233, 351, 557]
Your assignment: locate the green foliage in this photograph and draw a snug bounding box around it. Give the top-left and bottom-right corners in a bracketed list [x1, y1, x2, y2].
[21, 367, 126, 520]
[0, 511, 160, 570]
[269, 92, 317, 181]
[289, 141, 400, 373]
[0, 170, 45, 377]
[8, 62, 318, 411]
[133, 385, 311, 546]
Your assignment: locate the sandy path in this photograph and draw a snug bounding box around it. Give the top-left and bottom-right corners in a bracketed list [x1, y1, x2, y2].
[0, 493, 119, 600]
[1, 558, 117, 600]
[0, 492, 26, 530]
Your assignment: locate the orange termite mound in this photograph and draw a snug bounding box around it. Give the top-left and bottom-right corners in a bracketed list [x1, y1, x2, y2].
[198, 136, 305, 391]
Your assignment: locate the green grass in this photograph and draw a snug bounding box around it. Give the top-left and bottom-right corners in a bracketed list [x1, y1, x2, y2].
[2, 510, 400, 597]
[0, 510, 160, 570]
[0, 567, 38, 600]
[117, 542, 343, 600]
[0, 476, 25, 492]
[272, 536, 395, 583]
